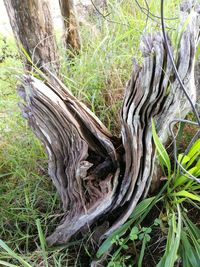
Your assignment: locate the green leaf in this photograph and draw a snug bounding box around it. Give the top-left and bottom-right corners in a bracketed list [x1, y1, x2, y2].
[96, 220, 133, 258]
[96, 197, 156, 258]
[96, 185, 165, 259]
[142, 227, 152, 234]
[186, 139, 200, 168]
[154, 218, 162, 226]
[138, 238, 147, 267]
[152, 120, 171, 177]
[145, 234, 151, 242]
[180, 231, 200, 267]
[36, 219, 48, 267]
[138, 233, 144, 240]
[174, 190, 200, 202]
[36, 218, 47, 250]
[195, 158, 200, 176]
[173, 175, 188, 189]
[187, 139, 200, 159]
[173, 166, 198, 189]
[183, 215, 200, 247]
[0, 240, 32, 267]
[0, 172, 13, 178]
[130, 197, 156, 219]
[157, 206, 181, 267]
[129, 226, 139, 241]
[178, 154, 190, 165]
[195, 43, 200, 61]
[0, 261, 19, 267]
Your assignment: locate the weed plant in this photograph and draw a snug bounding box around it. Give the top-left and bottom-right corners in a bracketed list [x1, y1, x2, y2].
[96, 121, 200, 266]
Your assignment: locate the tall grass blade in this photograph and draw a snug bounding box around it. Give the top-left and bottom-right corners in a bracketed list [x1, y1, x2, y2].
[0, 240, 32, 267]
[0, 260, 19, 267]
[174, 190, 200, 202]
[152, 120, 171, 177]
[157, 205, 181, 267]
[36, 218, 48, 267]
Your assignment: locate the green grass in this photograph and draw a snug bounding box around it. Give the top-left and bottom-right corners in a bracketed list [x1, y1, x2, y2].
[0, 37, 66, 266]
[58, 0, 181, 133]
[97, 123, 200, 266]
[0, 0, 198, 266]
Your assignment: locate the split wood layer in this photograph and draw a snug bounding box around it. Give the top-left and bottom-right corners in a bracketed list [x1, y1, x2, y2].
[18, 3, 199, 246]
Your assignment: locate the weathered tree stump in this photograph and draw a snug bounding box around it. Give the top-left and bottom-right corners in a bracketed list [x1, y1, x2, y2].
[17, 1, 200, 249]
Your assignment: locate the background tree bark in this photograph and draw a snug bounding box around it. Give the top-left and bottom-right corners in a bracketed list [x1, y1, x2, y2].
[4, 0, 60, 75]
[59, 0, 81, 52]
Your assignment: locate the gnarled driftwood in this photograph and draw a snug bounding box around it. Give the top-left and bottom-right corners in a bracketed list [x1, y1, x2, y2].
[17, 0, 199, 251]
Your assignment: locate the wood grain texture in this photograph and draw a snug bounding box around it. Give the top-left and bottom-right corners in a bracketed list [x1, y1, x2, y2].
[19, 74, 120, 244]
[16, 1, 199, 250]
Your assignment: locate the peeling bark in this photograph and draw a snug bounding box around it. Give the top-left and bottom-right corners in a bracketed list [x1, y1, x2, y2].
[59, 0, 81, 52]
[7, 0, 200, 257]
[18, 2, 199, 246]
[4, 0, 60, 75]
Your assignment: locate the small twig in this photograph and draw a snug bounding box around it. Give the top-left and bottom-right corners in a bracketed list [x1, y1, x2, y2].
[135, 0, 178, 21]
[90, 0, 131, 27]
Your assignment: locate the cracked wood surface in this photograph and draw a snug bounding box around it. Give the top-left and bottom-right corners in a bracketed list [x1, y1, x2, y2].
[16, 0, 199, 250]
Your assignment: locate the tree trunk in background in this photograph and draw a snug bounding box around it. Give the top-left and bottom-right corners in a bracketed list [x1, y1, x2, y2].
[3, 0, 60, 75]
[59, 0, 81, 52]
